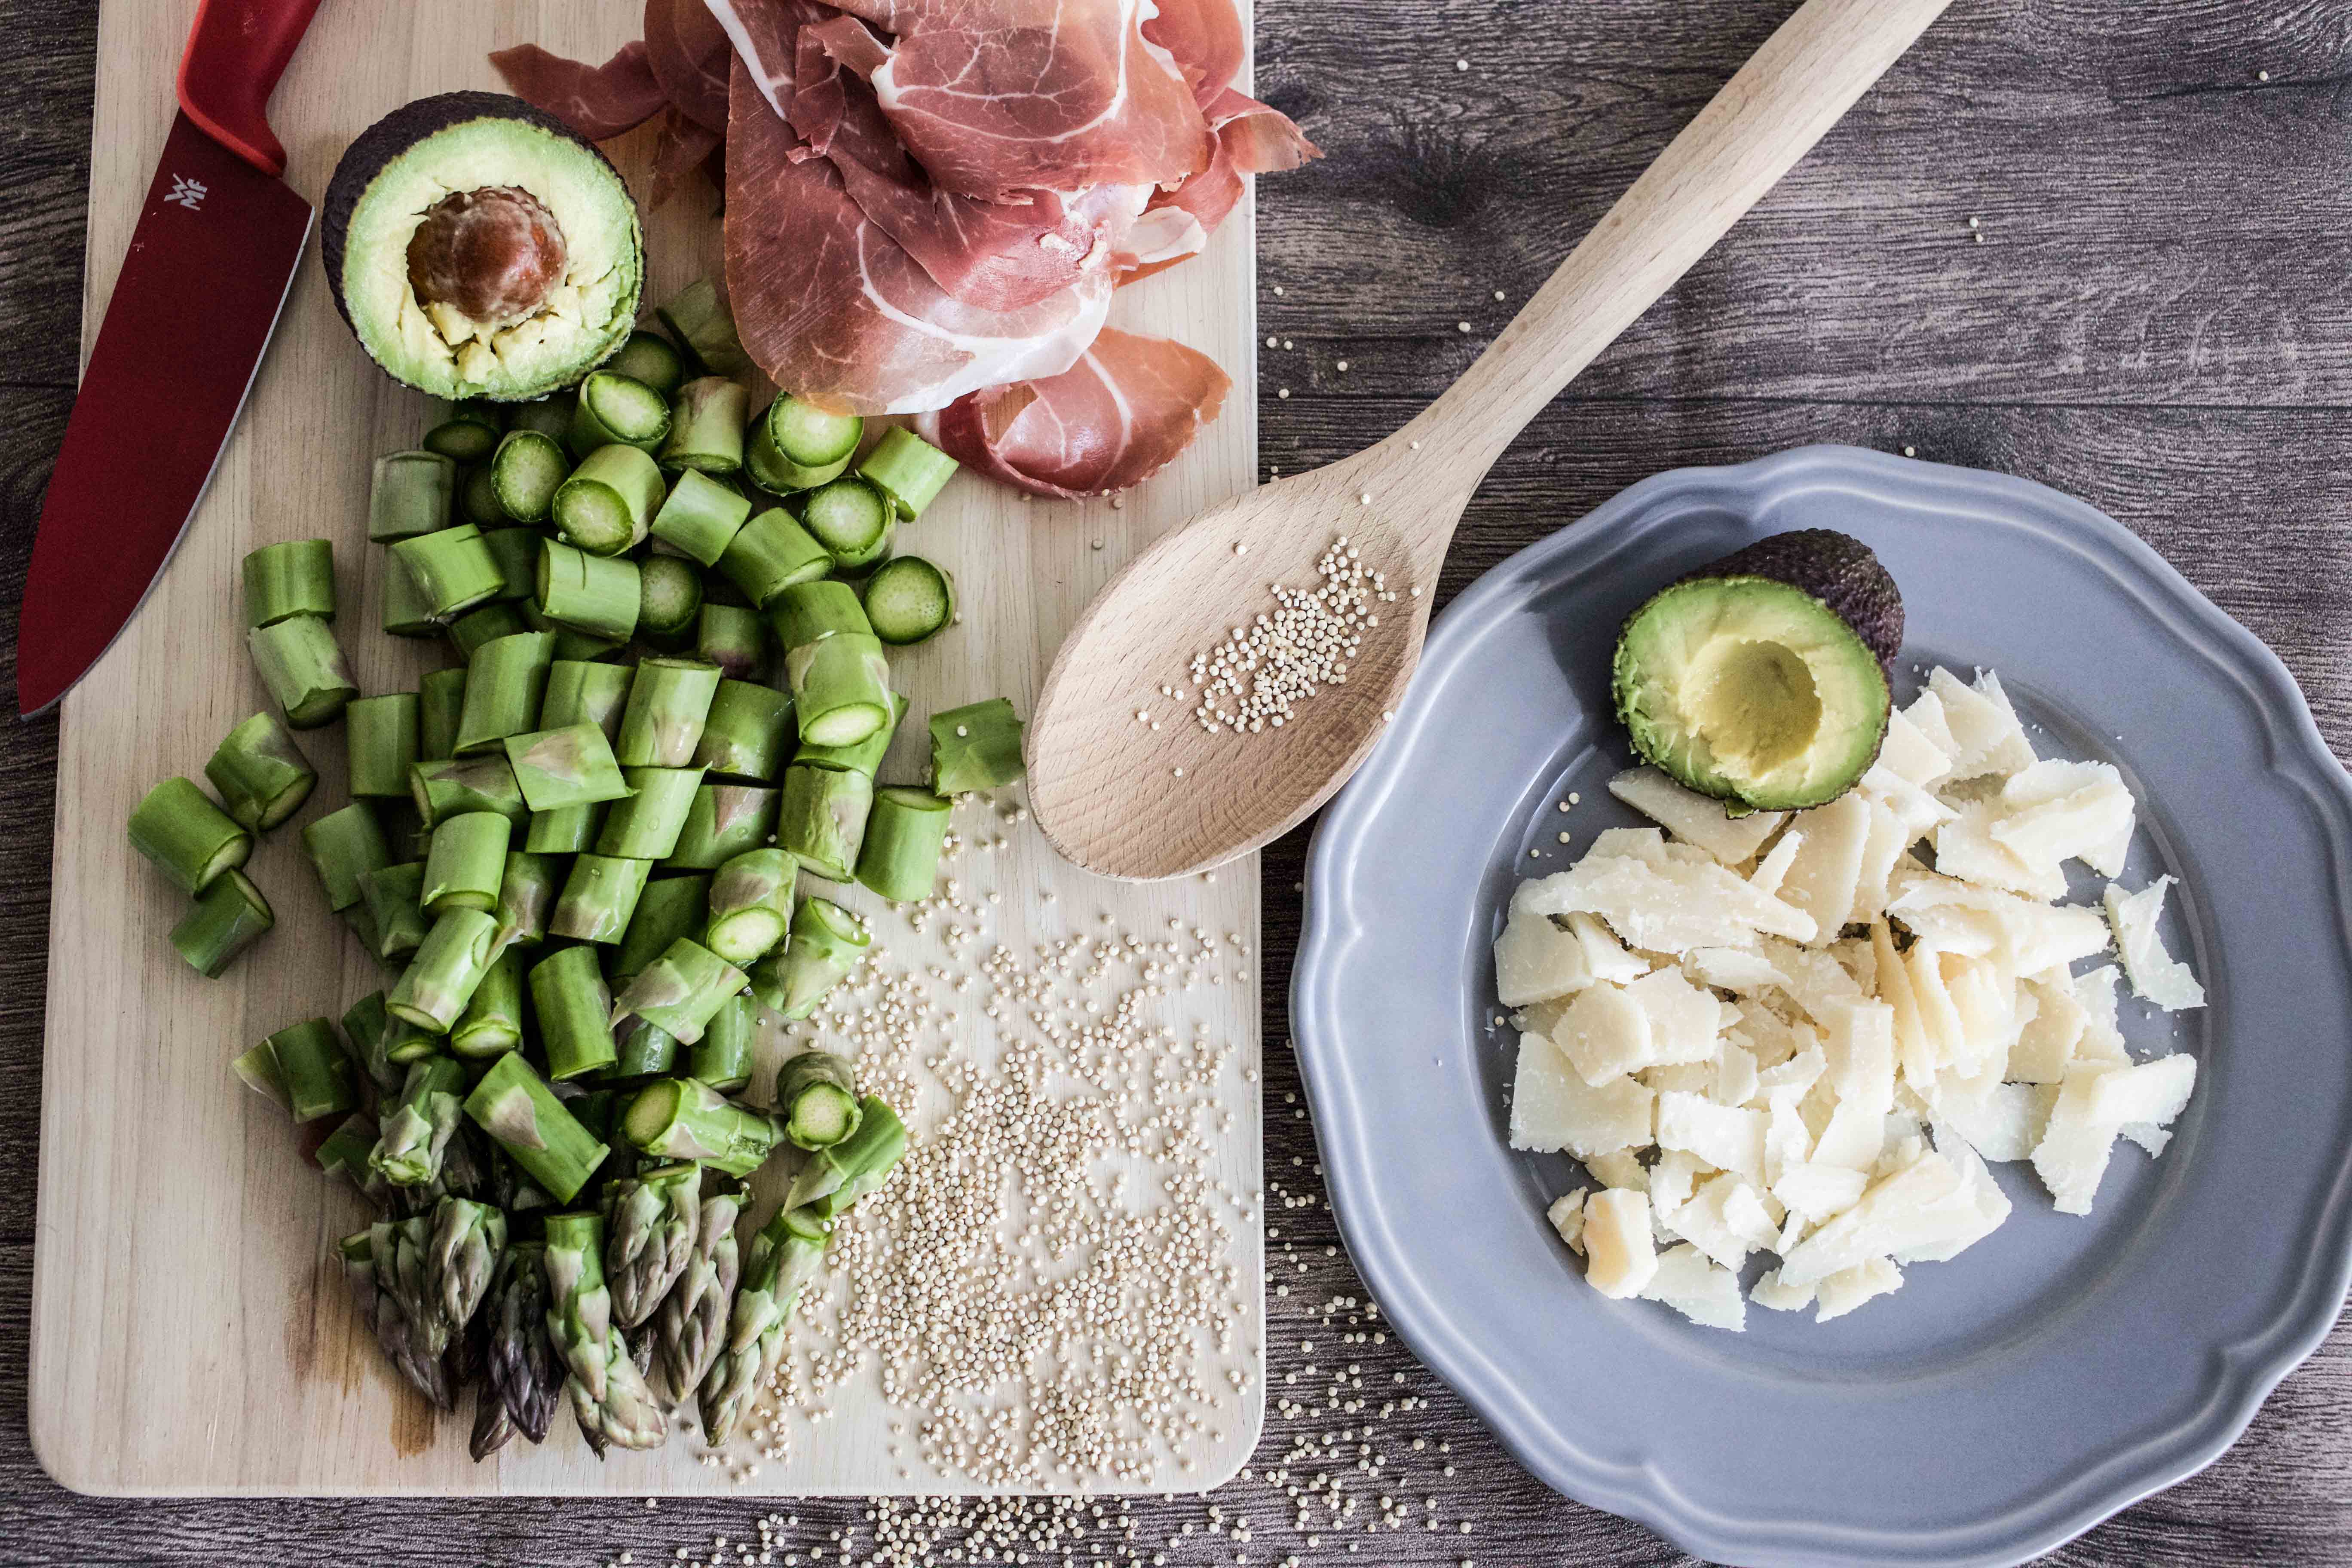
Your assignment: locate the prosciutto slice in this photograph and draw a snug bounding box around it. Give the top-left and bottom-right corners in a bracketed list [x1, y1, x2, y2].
[489, 40, 670, 141]
[813, 0, 1215, 199]
[1140, 0, 1245, 106]
[643, 0, 735, 132]
[925, 327, 1229, 497]
[725, 55, 1118, 413]
[1121, 85, 1319, 283]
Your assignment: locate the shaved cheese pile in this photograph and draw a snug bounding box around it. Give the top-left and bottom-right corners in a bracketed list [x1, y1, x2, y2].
[1501, 667, 2202, 1329]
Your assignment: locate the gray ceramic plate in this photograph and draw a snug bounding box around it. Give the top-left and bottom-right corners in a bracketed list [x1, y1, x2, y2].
[1293, 444, 2352, 1568]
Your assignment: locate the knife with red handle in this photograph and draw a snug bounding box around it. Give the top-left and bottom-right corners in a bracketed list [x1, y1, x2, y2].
[17, 0, 325, 717]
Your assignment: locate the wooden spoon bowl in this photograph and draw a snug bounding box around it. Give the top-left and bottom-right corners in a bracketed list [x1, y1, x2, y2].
[1028, 0, 1956, 880]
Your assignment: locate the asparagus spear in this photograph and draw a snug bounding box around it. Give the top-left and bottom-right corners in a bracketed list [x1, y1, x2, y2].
[775, 1051, 862, 1152]
[551, 854, 652, 943]
[537, 538, 642, 643]
[705, 848, 795, 963]
[776, 761, 873, 882]
[567, 374, 672, 460]
[340, 1229, 453, 1410]
[314, 1112, 380, 1191]
[248, 614, 358, 728]
[453, 631, 558, 755]
[856, 425, 959, 520]
[450, 946, 529, 1058]
[605, 1161, 702, 1330]
[360, 863, 430, 962]
[231, 1041, 290, 1113]
[422, 811, 511, 916]
[657, 380, 750, 483]
[698, 1203, 827, 1443]
[614, 873, 711, 985]
[410, 755, 529, 830]
[694, 680, 795, 783]
[478, 526, 540, 603]
[768, 580, 871, 652]
[791, 690, 905, 777]
[747, 393, 861, 493]
[747, 896, 870, 1020]
[542, 1211, 669, 1454]
[389, 522, 504, 621]
[465, 1054, 610, 1204]
[448, 601, 529, 661]
[504, 721, 631, 811]
[657, 277, 751, 377]
[386, 907, 502, 1032]
[427, 1196, 508, 1338]
[785, 632, 892, 748]
[340, 991, 408, 1096]
[370, 1056, 468, 1188]
[595, 766, 705, 860]
[130, 777, 251, 894]
[419, 667, 469, 762]
[929, 698, 1026, 793]
[383, 550, 443, 639]
[609, 1014, 682, 1080]
[267, 1017, 361, 1122]
[490, 850, 560, 955]
[854, 787, 951, 903]
[345, 694, 420, 799]
[784, 1096, 909, 1220]
[616, 657, 723, 767]
[529, 943, 619, 1080]
[205, 712, 316, 830]
[171, 870, 273, 977]
[301, 801, 389, 910]
[717, 508, 830, 608]
[685, 992, 757, 1093]
[654, 1180, 742, 1406]
[662, 784, 780, 870]
[623, 1078, 782, 1176]
[368, 450, 455, 542]
[696, 604, 767, 683]
[611, 940, 748, 1047]
[553, 443, 665, 556]
[540, 658, 635, 738]
[478, 1240, 560, 1453]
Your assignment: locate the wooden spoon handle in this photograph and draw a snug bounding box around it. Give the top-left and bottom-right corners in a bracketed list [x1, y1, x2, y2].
[1400, 0, 1953, 491]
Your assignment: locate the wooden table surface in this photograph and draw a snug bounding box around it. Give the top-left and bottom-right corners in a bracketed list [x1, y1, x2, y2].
[4, 0, 2349, 1562]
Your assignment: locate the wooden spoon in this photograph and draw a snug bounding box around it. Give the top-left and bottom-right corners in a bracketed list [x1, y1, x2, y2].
[1026, 0, 1956, 880]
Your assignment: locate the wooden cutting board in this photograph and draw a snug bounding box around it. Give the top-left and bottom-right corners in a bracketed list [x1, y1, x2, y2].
[32, 0, 1263, 1496]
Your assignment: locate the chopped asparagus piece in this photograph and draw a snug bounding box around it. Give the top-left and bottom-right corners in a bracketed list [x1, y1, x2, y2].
[622, 1077, 781, 1176]
[465, 1053, 610, 1204]
[243, 539, 336, 627]
[205, 712, 316, 833]
[530, 943, 620, 1081]
[929, 697, 1026, 793]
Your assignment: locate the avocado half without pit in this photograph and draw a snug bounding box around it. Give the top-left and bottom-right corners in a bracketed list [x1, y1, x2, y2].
[1612, 529, 1903, 812]
[323, 91, 644, 401]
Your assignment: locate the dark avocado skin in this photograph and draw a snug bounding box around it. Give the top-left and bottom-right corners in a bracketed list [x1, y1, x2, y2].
[1681, 528, 1905, 668]
[321, 90, 628, 340]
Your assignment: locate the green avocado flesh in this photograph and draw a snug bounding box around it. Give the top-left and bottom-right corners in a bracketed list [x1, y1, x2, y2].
[1613, 575, 1891, 811]
[325, 92, 643, 402]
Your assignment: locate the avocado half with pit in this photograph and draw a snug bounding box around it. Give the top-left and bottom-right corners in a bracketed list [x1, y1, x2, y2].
[324, 91, 643, 401]
[1611, 529, 1903, 812]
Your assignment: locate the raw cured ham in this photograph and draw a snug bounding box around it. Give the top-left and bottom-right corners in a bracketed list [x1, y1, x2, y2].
[1122, 85, 1318, 283]
[1140, 0, 1246, 107]
[488, 40, 670, 142]
[643, 0, 735, 133]
[924, 328, 1231, 498]
[726, 56, 1121, 413]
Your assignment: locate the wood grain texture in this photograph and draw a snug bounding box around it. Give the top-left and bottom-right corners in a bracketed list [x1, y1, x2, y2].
[0, 0, 2350, 1560]
[28, 0, 1260, 1500]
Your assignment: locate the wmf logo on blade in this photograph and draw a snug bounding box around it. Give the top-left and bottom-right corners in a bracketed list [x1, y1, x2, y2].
[165, 175, 208, 211]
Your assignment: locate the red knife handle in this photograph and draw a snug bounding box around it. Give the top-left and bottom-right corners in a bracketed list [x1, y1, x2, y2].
[175, 0, 325, 179]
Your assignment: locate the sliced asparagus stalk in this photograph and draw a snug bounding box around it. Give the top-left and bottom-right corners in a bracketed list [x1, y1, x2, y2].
[787, 632, 892, 748]
[540, 658, 635, 736]
[566, 372, 673, 459]
[551, 854, 652, 943]
[360, 862, 431, 961]
[659, 377, 749, 478]
[698, 1204, 827, 1443]
[657, 277, 751, 377]
[478, 527, 540, 603]
[663, 784, 781, 870]
[793, 691, 906, 777]
[747, 393, 861, 493]
[692, 680, 795, 782]
[686, 991, 758, 1093]
[490, 850, 561, 954]
[696, 603, 767, 683]
[315, 1111, 380, 1189]
[606, 331, 686, 399]
[370, 1056, 468, 1187]
[654, 1180, 741, 1404]
[596, 766, 705, 860]
[784, 1096, 909, 1219]
[855, 787, 951, 902]
[428, 1195, 508, 1338]
[466, 1053, 609, 1204]
[604, 1161, 701, 1329]
[410, 755, 529, 830]
[609, 1014, 682, 1081]
[749, 896, 870, 1020]
[340, 1230, 453, 1410]
[525, 802, 608, 855]
[536, 538, 642, 643]
[387, 908, 502, 1032]
[777, 762, 873, 881]
[542, 1211, 669, 1454]
[798, 475, 894, 572]
[243, 538, 336, 627]
[419, 668, 469, 762]
[649, 466, 753, 563]
[450, 946, 530, 1058]
[554, 443, 665, 555]
[462, 463, 512, 527]
[530, 943, 620, 1081]
[390, 522, 504, 621]
[623, 1077, 781, 1176]
[509, 395, 573, 441]
[343, 694, 419, 799]
[856, 425, 959, 520]
[425, 417, 500, 465]
[423, 811, 512, 916]
[198, 716, 313, 838]
[929, 697, 1027, 793]
[340, 991, 408, 1097]
[637, 554, 704, 645]
[705, 848, 796, 964]
[490, 429, 570, 524]
[482, 1240, 560, 1449]
[232, 1041, 291, 1113]
[453, 630, 557, 755]
[616, 657, 723, 767]
[768, 579, 872, 652]
[381, 549, 443, 639]
[449, 602, 530, 662]
[172, 870, 272, 983]
[611, 940, 747, 1047]
[368, 450, 456, 542]
[717, 508, 830, 608]
[247, 615, 358, 728]
[615, 873, 712, 986]
[775, 1050, 861, 1152]
[520, 597, 627, 663]
[860, 555, 955, 646]
[300, 800, 387, 909]
[503, 721, 632, 812]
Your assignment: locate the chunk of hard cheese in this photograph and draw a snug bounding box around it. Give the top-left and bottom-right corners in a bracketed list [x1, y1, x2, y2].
[1638, 1242, 1746, 1331]
[2103, 876, 2205, 1011]
[1582, 1188, 1658, 1298]
[1510, 1032, 1655, 1158]
[1608, 766, 1789, 866]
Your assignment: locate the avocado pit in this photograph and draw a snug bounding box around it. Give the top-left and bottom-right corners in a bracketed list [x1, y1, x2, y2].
[406, 186, 567, 328]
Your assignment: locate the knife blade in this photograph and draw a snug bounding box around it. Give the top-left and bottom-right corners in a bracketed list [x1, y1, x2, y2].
[18, 0, 323, 718]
